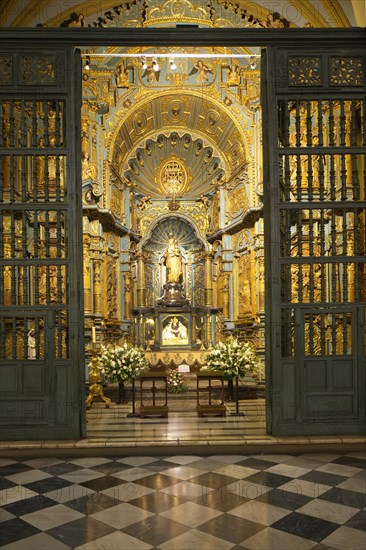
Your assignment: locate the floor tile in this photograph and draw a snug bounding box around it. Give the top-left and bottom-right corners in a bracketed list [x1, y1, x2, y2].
[163, 455, 203, 465]
[69, 457, 111, 468]
[122, 514, 190, 546]
[278, 479, 332, 498]
[225, 479, 272, 499]
[265, 463, 311, 479]
[194, 487, 249, 512]
[117, 456, 159, 466]
[319, 487, 366, 508]
[332, 455, 366, 469]
[237, 457, 277, 470]
[0, 478, 17, 491]
[214, 464, 260, 479]
[271, 511, 339, 542]
[91, 502, 154, 528]
[23, 458, 64, 469]
[79, 474, 127, 492]
[316, 462, 362, 478]
[208, 455, 249, 464]
[44, 463, 83, 476]
[243, 471, 293, 489]
[252, 454, 294, 463]
[337, 476, 366, 494]
[3, 494, 58, 516]
[198, 513, 265, 544]
[22, 502, 84, 531]
[75, 530, 153, 549]
[129, 489, 186, 513]
[160, 501, 223, 527]
[160, 465, 203, 480]
[344, 509, 366, 532]
[134, 473, 182, 490]
[100, 482, 155, 502]
[255, 487, 312, 511]
[158, 528, 234, 549]
[111, 467, 156, 481]
[65, 492, 121, 515]
[87, 461, 130, 475]
[189, 471, 239, 489]
[322, 525, 366, 549]
[58, 468, 105, 484]
[0, 508, 16, 522]
[161, 480, 214, 498]
[297, 497, 359, 524]
[228, 499, 291, 525]
[0, 459, 17, 467]
[44, 483, 95, 503]
[47, 516, 115, 548]
[24, 476, 73, 495]
[0, 518, 40, 546]
[5, 469, 53, 485]
[299, 470, 346, 487]
[298, 453, 342, 463]
[0, 485, 39, 506]
[240, 526, 316, 550]
[1, 531, 71, 549]
[0, 463, 33, 477]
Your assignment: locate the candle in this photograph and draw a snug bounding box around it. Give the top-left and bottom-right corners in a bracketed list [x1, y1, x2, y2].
[91, 326, 96, 343]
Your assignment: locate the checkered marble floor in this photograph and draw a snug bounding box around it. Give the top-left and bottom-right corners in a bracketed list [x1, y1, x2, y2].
[0, 452, 365, 549]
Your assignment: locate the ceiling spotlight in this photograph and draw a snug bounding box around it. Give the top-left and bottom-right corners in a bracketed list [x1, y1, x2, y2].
[169, 57, 177, 70]
[152, 57, 160, 72]
[250, 57, 256, 69]
[141, 56, 147, 70]
[85, 56, 90, 70]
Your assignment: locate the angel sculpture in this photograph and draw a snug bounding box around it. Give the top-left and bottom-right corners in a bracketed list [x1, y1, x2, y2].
[142, 65, 160, 83]
[189, 60, 214, 83]
[138, 195, 152, 211]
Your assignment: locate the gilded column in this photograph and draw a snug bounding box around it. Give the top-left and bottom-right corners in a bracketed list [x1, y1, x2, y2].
[206, 314, 213, 348]
[3, 239, 11, 305]
[123, 272, 133, 319]
[136, 252, 146, 307]
[192, 311, 197, 343]
[222, 273, 230, 319]
[258, 256, 265, 312]
[83, 236, 92, 313]
[204, 251, 214, 306]
[93, 259, 102, 315]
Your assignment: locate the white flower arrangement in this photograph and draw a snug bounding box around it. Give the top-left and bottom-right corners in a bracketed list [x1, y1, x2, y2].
[166, 368, 188, 394]
[97, 343, 149, 384]
[201, 337, 263, 381]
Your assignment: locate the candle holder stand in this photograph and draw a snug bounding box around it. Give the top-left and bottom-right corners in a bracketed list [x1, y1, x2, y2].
[86, 343, 112, 410]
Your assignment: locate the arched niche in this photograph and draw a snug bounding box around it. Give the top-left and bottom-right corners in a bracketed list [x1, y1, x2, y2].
[140, 214, 207, 307]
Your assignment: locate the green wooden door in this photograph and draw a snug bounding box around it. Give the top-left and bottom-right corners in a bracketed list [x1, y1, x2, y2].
[0, 46, 85, 440]
[263, 45, 366, 435]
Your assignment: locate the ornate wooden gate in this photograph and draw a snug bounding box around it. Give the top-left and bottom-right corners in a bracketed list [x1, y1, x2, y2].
[263, 45, 365, 435]
[0, 47, 84, 439]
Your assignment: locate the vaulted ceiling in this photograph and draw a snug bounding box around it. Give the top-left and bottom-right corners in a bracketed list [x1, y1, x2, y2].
[0, 0, 363, 28]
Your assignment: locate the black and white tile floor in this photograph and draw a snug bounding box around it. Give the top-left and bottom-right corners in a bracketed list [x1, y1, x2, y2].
[0, 451, 365, 549]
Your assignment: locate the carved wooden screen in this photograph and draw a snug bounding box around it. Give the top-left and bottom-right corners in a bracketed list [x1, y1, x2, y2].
[263, 47, 366, 435]
[0, 48, 84, 439]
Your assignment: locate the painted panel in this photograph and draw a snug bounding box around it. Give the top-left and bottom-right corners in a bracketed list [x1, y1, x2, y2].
[304, 395, 354, 419]
[281, 362, 296, 421]
[22, 364, 45, 396]
[0, 400, 46, 424]
[0, 365, 19, 395]
[333, 359, 354, 390]
[304, 360, 327, 390]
